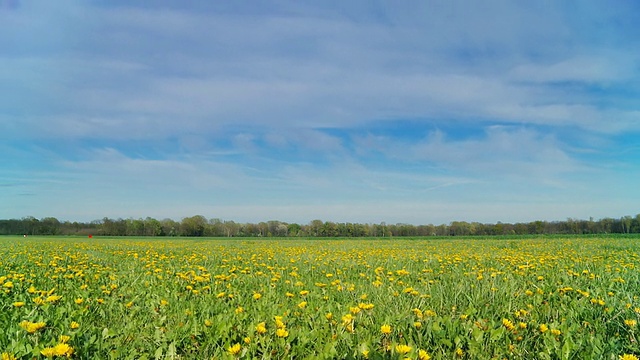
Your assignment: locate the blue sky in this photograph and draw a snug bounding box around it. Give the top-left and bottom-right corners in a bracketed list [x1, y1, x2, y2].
[1, 0, 639, 224]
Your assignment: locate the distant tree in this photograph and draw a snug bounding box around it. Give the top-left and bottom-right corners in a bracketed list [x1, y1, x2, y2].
[287, 223, 301, 236]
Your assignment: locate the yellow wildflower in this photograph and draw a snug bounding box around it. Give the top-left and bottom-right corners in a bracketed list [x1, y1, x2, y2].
[1, 353, 17, 360]
[395, 344, 412, 355]
[275, 328, 289, 338]
[620, 355, 639, 360]
[70, 321, 80, 330]
[53, 343, 73, 357]
[227, 343, 241, 355]
[418, 350, 431, 360]
[19, 320, 46, 333]
[502, 318, 515, 331]
[380, 324, 392, 334]
[256, 322, 267, 334]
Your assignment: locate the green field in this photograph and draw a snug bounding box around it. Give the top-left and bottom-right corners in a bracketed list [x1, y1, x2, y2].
[1, 236, 639, 359]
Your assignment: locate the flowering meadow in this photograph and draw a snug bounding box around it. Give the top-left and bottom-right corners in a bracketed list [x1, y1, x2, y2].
[1, 236, 639, 359]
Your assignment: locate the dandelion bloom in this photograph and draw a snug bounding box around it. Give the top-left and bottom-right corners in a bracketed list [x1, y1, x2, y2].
[395, 344, 412, 355]
[418, 350, 431, 360]
[70, 321, 80, 330]
[625, 319, 637, 327]
[253, 293, 262, 300]
[1, 353, 17, 360]
[539, 324, 549, 333]
[40, 348, 56, 358]
[620, 355, 639, 360]
[256, 322, 267, 334]
[380, 324, 392, 334]
[53, 343, 73, 357]
[59, 335, 71, 343]
[19, 320, 46, 333]
[204, 319, 213, 327]
[275, 328, 289, 338]
[227, 343, 241, 355]
[502, 318, 515, 331]
[13, 302, 25, 307]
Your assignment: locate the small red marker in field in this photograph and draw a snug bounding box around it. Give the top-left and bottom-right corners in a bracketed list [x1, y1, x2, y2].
[88, 234, 93, 238]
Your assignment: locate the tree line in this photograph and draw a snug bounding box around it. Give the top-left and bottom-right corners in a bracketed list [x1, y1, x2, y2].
[1, 214, 640, 237]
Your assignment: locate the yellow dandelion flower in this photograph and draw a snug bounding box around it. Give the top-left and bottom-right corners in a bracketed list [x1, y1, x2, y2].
[539, 324, 548, 333]
[620, 355, 639, 360]
[418, 349, 431, 360]
[380, 324, 392, 334]
[70, 321, 80, 330]
[13, 302, 25, 307]
[325, 313, 333, 320]
[1, 353, 17, 360]
[256, 322, 267, 334]
[395, 344, 412, 355]
[227, 343, 241, 355]
[59, 335, 71, 343]
[19, 320, 46, 333]
[40, 347, 56, 358]
[625, 319, 637, 327]
[298, 301, 307, 309]
[275, 328, 289, 338]
[518, 322, 527, 329]
[53, 343, 73, 357]
[502, 318, 515, 331]
[45, 295, 62, 303]
[551, 329, 561, 336]
[253, 293, 262, 300]
[204, 319, 213, 327]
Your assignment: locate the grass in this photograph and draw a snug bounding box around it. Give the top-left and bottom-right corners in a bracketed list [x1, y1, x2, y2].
[1, 235, 639, 359]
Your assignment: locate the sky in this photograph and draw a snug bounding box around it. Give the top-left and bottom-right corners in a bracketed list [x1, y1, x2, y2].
[1, 0, 639, 225]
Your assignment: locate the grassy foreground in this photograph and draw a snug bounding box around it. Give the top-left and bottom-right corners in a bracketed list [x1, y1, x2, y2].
[1, 236, 639, 359]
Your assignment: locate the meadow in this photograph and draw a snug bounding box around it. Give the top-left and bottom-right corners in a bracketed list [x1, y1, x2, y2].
[1, 235, 639, 359]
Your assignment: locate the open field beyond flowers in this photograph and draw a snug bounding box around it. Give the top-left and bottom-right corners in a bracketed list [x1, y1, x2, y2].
[1, 236, 639, 359]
